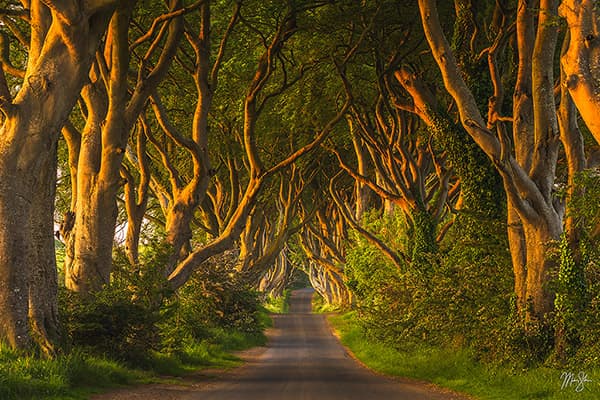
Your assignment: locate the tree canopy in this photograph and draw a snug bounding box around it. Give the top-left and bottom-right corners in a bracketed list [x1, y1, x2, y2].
[0, 0, 599, 369]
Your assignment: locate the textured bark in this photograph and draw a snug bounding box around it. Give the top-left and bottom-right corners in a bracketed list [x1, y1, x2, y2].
[0, 1, 117, 349]
[28, 140, 60, 355]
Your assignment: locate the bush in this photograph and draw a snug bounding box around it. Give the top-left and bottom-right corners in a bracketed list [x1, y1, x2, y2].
[344, 209, 515, 362]
[59, 284, 163, 365]
[60, 245, 265, 365]
[157, 251, 265, 354]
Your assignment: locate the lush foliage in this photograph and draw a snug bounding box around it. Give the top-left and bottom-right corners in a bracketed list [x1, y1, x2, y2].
[553, 170, 600, 366]
[344, 209, 511, 353]
[263, 289, 291, 314]
[330, 312, 600, 400]
[340, 164, 600, 374]
[60, 245, 266, 366]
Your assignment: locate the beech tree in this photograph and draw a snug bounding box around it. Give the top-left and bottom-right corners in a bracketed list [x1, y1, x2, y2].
[61, 0, 186, 292]
[417, 0, 567, 323]
[160, 1, 353, 290]
[236, 166, 312, 284]
[560, 0, 600, 145]
[0, 1, 117, 351]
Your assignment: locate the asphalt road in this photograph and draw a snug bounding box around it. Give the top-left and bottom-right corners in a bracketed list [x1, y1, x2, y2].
[191, 288, 467, 400]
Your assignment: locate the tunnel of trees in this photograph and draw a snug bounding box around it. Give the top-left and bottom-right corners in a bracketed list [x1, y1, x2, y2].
[0, 0, 599, 369]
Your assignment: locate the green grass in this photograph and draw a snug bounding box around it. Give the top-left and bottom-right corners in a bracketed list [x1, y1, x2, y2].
[262, 290, 291, 314]
[0, 325, 268, 400]
[311, 292, 343, 313]
[329, 312, 600, 400]
[0, 346, 143, 400]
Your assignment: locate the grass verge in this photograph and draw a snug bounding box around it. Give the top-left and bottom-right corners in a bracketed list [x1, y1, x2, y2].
[0, 323, 269, 400]
[311, 292, 343, 313]
[262, 290, 291, 314]
[329, 311, 600, 400]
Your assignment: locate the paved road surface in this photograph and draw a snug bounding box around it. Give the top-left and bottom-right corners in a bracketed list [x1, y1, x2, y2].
[190, 288, 467, 400]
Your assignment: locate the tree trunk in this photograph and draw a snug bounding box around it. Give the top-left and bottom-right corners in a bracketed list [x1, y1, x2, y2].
[0, 2, 117, 348]
[28, 140, 60, 355]
[523, 220, 562, 320]
[0, 154, 34, 349]
[64, 1, 184, 292]
[164, 181, 204, 274]
[559, 0, 600, 144]
[418, 0, 563, 324]
[349, 119, 370, 220]
[508, 202, 527, 307]
[65, 76, 113, 291]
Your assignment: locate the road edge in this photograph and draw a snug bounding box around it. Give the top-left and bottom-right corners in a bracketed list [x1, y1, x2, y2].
[323, 313, 476, 400]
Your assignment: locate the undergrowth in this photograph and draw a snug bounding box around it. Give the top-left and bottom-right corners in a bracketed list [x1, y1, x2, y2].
[330, 312, 600, 400]
[0, 245, 271, 400]
[262, 289, 291, 314]
[0, 322, 268, 400]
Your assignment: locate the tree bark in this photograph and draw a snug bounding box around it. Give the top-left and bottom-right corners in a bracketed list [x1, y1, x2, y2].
[417, 0, 562, 321]
[0, 1, 117, 348]
[559, 0, 600, 145]
[65, 0, 183, 292]
[28, 140, 60, 355]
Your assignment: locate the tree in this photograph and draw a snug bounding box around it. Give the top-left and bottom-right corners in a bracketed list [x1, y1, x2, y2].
[417, 0, 564, 324]
[140, 0, 240, 276]
[559, 0, 600, 146]
[0, 1, 118, 351]
[164, 1, 352, 290]
[62, 0, 185, 292]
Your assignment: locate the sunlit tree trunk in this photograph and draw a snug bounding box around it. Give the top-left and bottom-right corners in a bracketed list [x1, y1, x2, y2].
[418, 0, 562, 322]
[0, 1, 117, 349]
[559, 0, 600, 145]
[348, 118, 370, 221]
[66, 4, 135, 292]
[64, 0, 183, 292]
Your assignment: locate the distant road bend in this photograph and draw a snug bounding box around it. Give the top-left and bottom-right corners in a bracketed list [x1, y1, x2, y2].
[194, 288, 467, 400]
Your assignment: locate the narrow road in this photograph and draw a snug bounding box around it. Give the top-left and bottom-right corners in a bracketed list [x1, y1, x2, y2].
[187, 288, 467, 400]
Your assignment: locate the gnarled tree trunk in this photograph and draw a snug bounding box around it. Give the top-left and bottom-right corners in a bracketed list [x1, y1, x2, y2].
[417, 0, 562, 322]
[64, 0, 183, 292]
[0, 1, 117, 349]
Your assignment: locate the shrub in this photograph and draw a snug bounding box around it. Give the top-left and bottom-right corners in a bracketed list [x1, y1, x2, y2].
[344, 209, 515, 362]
